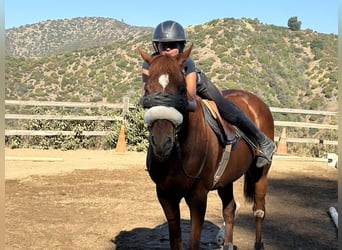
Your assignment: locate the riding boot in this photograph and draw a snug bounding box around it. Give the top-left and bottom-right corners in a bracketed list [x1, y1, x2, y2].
[232, 108, 276, 167]
[217, 100, 276, 167]
[196, 71, 276, 167]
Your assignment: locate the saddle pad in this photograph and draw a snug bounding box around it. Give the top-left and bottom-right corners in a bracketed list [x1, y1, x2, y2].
[202, 99, 237, 145]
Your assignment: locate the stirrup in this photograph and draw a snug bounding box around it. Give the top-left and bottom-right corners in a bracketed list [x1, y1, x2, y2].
[256, 154, 272, 168]
[256, 143, 276, 168]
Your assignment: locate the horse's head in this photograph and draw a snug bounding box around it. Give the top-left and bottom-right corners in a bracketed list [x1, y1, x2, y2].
[138, 45, 193, 161]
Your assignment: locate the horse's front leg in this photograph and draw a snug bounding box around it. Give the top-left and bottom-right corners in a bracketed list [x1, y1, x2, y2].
[185, 190, 208, 250]
[157, 188, 182, 250]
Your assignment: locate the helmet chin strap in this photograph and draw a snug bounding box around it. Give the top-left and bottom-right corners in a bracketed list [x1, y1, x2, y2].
[153, 42, 159, 53]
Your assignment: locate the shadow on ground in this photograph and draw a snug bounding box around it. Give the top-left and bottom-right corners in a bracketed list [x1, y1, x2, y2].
[112, 174, 338, 250]
[113, 219, 221, 250]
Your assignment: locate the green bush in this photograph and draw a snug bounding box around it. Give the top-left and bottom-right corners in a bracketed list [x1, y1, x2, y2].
[5, 104, 150, 151]
[124, 104, 149, 152]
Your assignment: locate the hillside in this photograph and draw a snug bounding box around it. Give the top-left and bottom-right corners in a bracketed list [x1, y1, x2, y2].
[5, 17, 338, 112]
[5, 17, 153, 57]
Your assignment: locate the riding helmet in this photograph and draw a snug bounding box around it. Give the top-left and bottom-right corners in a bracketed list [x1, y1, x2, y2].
[152, 20, 186, 52]
[152, 20, 187, 42]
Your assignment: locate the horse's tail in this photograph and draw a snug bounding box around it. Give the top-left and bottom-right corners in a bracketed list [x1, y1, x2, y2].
[243, 164, 263, 203]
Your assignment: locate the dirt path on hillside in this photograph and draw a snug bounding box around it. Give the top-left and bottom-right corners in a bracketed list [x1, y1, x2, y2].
[5, 149, 338, 249]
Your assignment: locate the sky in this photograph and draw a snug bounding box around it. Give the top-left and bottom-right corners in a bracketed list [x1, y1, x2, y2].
[5, 0, 338, 34]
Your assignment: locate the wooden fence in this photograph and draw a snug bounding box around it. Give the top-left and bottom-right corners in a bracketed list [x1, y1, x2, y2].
[269, 107, 338, 145]
[5, 99, 338, 145]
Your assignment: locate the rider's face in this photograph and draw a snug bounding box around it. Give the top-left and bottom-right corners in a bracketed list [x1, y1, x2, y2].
[158, 42, 180, 57]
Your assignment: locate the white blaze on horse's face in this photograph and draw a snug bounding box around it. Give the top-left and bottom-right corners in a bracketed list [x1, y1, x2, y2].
[159, 74, 169, 90]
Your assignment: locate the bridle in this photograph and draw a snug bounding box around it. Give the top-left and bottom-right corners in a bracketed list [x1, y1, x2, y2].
[140, 91, 186, 147]
[140, 49, 208, 179]
[141, 92, 209, 180]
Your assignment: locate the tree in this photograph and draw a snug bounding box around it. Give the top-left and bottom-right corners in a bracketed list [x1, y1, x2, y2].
[288, 16, 302, 31]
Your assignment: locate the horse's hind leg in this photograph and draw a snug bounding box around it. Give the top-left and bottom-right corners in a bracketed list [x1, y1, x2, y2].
[253, 166, 270, 250]
[218, 183, 237, 248]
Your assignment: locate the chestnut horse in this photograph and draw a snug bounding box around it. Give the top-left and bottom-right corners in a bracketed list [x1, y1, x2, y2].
[138, 45, 274, 250]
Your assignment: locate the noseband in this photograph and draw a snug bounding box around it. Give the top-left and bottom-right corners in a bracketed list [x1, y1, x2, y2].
[140, 92, 188, 110]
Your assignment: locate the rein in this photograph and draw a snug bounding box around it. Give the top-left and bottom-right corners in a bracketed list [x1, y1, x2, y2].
[176, 100, 209, 179]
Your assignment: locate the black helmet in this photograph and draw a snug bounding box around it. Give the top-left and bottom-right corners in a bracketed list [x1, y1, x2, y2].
[152, 20, 186, 42]
[152, 20, 186, 52]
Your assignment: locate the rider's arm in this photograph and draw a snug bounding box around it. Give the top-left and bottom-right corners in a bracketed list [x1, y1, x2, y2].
[185, 71, 197, 112]
[183, 57, 197, 112]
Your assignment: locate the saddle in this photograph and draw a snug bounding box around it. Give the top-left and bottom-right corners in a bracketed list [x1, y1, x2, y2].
[201, 99, 238, 147]
[201, 99, 241, 188]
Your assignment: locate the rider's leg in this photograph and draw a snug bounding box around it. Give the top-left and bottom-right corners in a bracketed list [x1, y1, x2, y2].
[196, 72, 276, 167]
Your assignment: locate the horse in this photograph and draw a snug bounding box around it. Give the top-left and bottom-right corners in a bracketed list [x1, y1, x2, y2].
[138, 45, 274, 250]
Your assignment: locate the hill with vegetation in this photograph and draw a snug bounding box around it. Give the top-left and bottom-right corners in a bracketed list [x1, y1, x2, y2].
[5, 17, 338, 154]
[5, 17, 337, 110]
[6, 17, 153, 57]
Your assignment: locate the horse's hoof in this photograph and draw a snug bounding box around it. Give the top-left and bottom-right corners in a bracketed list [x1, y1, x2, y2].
[254, 242, 264, 250]
[223, 243, 237, 250]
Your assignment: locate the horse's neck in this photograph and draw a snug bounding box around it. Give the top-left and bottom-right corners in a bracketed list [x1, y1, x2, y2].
[178, 101, 205, 144]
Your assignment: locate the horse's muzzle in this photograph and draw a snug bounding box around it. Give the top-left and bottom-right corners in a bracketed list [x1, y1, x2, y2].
[149, 119, 177, 162]
[150, 134, 174, 161]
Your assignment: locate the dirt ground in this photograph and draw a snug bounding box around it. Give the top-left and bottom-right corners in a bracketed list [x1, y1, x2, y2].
[5, 149, 338, 250]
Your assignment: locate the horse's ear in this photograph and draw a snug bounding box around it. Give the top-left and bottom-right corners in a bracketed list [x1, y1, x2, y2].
[177, 44, 193, 67]
[138, 48, 153, 65]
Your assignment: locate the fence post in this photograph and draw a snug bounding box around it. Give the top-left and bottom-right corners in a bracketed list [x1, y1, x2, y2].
[122, 97, 129, 118]
[276, 128, 287, 155]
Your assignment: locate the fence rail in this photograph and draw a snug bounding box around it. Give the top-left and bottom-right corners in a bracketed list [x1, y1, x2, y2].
[5, 99, 338, 145]
[273, 121, 337, 130]
[5, 114, 121, 121]
[269, 107, 338, 116]
[5, 99, 132, 109]
[5, 130, 109, 136]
